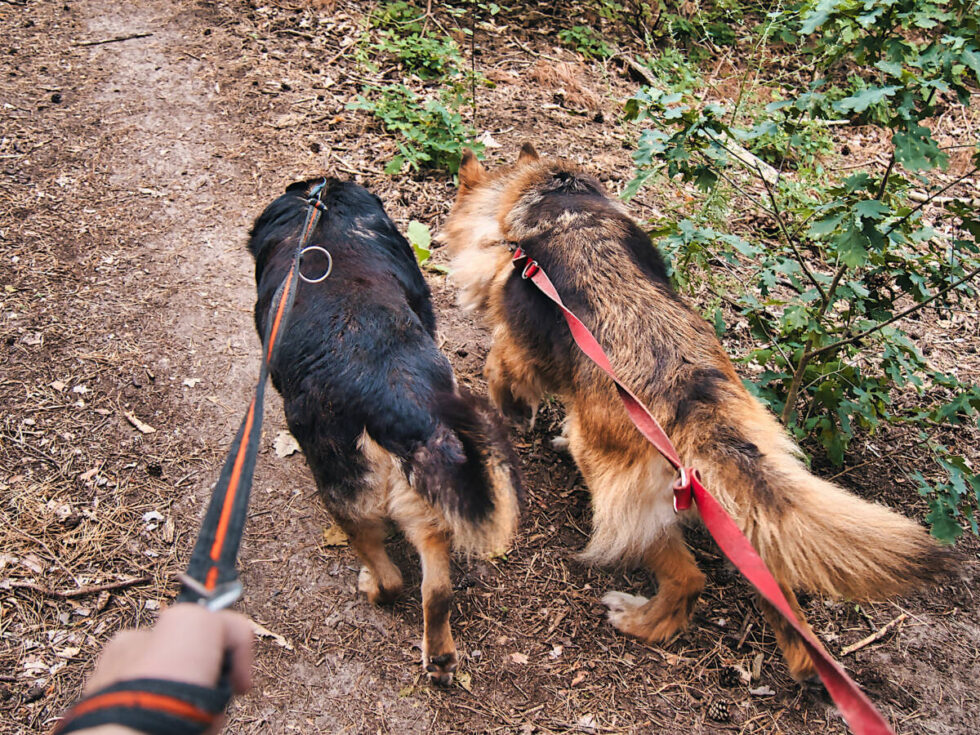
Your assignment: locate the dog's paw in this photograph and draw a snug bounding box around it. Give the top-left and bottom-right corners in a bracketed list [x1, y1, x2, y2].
[550, 435, 570, 452]
[550, 417, 571, 452]
[783, 642, 818, 683]
[603, 589, 696, 643]
[601, 590, 649, 626]
[357, 566, 401, 605]
[423, 651, 458, 686]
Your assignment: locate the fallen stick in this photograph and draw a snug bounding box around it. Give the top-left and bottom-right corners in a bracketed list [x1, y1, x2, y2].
[840, 613, 908, 656]
[616, 54, 780, 185]
[7, 576, 152, 599]
[73, 32, 153, 47]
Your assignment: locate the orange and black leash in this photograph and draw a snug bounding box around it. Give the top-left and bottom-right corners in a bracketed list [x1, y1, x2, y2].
[511, 247, 896, 735]
[52, 180, 332, 735]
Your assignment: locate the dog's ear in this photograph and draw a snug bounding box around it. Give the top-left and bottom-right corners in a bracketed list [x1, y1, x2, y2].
[517, 143, 539, 164]
[458, 149, 487, 192]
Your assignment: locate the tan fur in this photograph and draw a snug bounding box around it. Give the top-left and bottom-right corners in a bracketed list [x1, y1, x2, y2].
[442, 148, 950, 681]
[336, 431, 518, 684]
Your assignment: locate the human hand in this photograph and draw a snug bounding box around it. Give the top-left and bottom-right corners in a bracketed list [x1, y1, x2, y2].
[65, 603, 254, 735]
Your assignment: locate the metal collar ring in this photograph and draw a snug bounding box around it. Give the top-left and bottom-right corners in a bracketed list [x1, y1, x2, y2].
[299, 245, 333, 284]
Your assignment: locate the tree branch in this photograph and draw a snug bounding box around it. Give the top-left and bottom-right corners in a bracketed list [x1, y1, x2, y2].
[759, 174, 829, 303]
[883, 166, 980, 238]
[809, 262, 980, 360]
[8, 576, 152, 599]
[875, 154, 895, 201]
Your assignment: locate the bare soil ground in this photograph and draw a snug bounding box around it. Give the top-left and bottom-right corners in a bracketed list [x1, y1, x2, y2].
[1, 1, 978, 733]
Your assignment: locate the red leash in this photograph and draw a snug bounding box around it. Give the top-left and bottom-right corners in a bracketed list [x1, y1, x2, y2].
[512, 248, 895, 735]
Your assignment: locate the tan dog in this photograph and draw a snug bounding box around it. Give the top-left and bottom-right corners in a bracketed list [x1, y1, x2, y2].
[440, 144, 949, 680]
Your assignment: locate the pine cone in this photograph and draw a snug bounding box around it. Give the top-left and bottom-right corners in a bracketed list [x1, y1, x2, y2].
[707, 700, 731, 723]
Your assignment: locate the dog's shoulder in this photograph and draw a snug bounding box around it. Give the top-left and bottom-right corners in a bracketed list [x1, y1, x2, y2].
[324, 182, 437, 337]
[507, 165, 671, 288]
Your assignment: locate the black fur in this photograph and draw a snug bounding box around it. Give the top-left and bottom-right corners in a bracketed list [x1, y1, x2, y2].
[669, 366, 727, 430]
[247, 177, 511, 522]
[501, 172, 675, 393]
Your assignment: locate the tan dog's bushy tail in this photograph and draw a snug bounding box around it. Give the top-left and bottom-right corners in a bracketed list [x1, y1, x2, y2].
[702, 407, 950, 601]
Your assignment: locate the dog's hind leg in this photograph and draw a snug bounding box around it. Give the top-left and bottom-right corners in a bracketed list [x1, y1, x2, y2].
[603, 528, 705, 644]
[407, 523, 457, 685]
[336, 516, 404, 605]
[756, 584, 817, 681]
[387, 475, 458, 685]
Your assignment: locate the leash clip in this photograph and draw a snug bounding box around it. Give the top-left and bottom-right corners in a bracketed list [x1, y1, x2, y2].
[672, 466, 695, 513]
[177, 573, 243, 612]
[299, 245, 333, 284]
[521, 261, 540, 280]
[512, 247, 539, 279]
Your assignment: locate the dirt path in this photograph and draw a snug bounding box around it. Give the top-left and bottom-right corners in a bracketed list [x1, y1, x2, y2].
[2, 1, 978, 733]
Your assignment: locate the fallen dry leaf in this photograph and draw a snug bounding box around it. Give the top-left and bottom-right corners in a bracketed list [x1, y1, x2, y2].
[322, 525, 348, 547]
[124, 411, 156, 434]
[274, 430, 300, 458]
[509, 652, 529, 665]
[455, 671, 473, 692]
[78, 468, 99, 483]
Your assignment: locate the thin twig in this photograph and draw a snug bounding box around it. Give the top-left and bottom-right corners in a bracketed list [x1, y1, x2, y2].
[73, 32, 153, 47]
[875, 154, 895, 201]
[275, 28, 315, 41]
[703, 130, 780, 185]
[821, 263, 848, 314]
[510, 36, 563, 63]
[700, 156, 778, 216]
[617, 53, 656, 87]
[7, 576, 152, 599]
[808, 262, 980, 360]
[883, 166, 980, 238]
[841, 613, 908, 656]
[759, 174, 828, 303]
[827, 432, 935, 481]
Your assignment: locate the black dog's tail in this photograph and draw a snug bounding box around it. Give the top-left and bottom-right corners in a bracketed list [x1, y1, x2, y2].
[413, 390, 522, 556]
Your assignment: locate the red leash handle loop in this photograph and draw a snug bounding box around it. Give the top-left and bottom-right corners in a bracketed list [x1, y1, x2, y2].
[511, 248, 896, 735]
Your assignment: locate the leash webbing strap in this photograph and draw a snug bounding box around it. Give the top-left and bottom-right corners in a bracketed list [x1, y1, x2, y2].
[178, 180, 328, 605]
[512, 249, 895, 735]
[52, 183, 331, 735]
[52, 678, 229, 735]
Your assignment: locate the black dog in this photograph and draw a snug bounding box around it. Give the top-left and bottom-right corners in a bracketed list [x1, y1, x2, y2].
[247, 178, 521, 684]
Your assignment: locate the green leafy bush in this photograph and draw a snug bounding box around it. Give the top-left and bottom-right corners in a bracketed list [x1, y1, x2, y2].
[625, 0, 980, 541]
[365, 1, 463, 79]
[348, 85, 484, 175]
[558, 25, 614, 59]
[349, 2, 487, 177]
